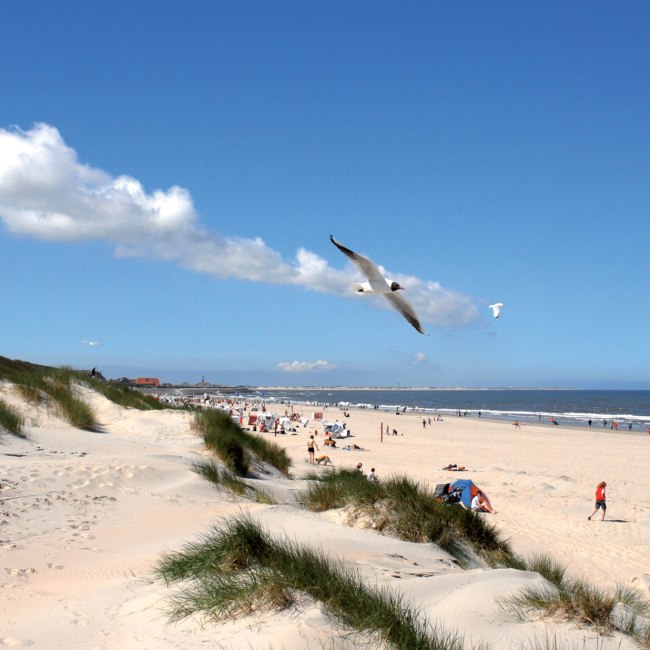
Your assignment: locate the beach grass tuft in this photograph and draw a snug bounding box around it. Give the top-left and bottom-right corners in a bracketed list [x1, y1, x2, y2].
[44, 375, 99, 430]
[192, 409, 291, 477]
[517, 631, 611, 649]
[192, 459, 248, 496]
[156, 513, 467, 649]
[0, 398, 26, 437]
[501, 553, 650, 646]
[300, 469, 510, 561]
[14, 383, 43, 405]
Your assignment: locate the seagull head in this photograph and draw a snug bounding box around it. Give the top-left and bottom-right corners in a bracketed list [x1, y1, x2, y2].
[390, 282, 404, 291]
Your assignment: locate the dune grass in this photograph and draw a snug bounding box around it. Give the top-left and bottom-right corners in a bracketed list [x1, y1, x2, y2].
[299, 468, 510, 561]
[192, 459, 249, 496]
[0, 398, 25, 437]
[156, 513, 467, 650]
[0, 356, 174, 433]
[301, 472, 650, 646]
[517, 631, 611, 650]
[80, 376, 167, 410]
[14, 383, 42, 405]
[192, 409, 291, 477]
[44, 375, 99, 430]
[500, 553, 650, 647]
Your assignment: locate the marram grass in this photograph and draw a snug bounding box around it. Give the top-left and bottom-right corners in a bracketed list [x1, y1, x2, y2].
[192, 460, 249, 496]
[156, 513, 467, 650]
[500, 553, 650, 648]
[0, 398, 25, 437]
[299, 468, 510, 560]
[0, 357, 173, 434]
[192, 409, 291, 476]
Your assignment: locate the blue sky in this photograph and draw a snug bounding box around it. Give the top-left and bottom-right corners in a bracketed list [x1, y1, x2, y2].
[1, 2, 649, 388]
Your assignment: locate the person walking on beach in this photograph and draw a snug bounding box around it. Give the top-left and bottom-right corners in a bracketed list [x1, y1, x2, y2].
[307, 435, 318, 464]
[588, 481, 607, 521]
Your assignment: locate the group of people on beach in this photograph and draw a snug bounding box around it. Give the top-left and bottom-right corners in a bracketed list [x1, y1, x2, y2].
[305, 412, 610, 523]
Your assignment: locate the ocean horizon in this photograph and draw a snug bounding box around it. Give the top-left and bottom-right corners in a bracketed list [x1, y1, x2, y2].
[251, 387, 650, 429]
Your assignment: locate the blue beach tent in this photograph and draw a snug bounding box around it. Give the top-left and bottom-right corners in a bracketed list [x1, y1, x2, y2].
[449, 479, 493, 510]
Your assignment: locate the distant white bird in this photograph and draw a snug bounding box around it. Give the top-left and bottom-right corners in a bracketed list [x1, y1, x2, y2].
[489, 303, 504, 319]
[82, 340, 102, 346]
[329, 235, 426, 334]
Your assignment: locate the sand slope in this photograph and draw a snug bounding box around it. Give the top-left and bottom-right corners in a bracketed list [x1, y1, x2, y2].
[1, 384, 648, 649]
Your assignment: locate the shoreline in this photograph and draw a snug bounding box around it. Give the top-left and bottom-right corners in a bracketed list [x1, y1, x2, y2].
[256, 385, 583, 391]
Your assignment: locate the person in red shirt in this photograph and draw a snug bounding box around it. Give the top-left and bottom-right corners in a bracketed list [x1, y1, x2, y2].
[588, 481, 607, 521]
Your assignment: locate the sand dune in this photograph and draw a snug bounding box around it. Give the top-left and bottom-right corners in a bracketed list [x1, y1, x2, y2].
[1, 382, 648, 649]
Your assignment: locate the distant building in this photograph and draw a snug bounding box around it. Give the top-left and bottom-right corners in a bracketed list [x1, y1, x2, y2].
[135, 377, 160, 387]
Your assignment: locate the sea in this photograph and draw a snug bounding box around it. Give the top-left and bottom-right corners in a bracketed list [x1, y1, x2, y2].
[253, 388, 650, 431]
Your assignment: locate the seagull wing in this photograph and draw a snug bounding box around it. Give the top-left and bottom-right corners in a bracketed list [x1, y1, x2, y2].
[385, 292, 426, 335]
[330, 235, 386, 284]
[489, 303, 504, 318]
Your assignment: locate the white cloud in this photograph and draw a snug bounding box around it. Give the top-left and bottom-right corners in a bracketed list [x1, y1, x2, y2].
[0, 123, 480, 327]
[277, 360, 336, 373]
[413, 352, 428, 365]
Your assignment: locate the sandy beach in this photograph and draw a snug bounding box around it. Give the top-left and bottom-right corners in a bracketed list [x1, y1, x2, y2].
[2, 382, 649, 649]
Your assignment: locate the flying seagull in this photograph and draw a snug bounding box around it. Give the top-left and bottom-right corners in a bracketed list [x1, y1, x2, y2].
[489, 303, 504, 319]
[329, 235, 426, 334]
[82, 340, 102, 346]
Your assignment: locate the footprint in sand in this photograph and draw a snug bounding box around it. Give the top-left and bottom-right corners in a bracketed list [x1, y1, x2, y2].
[0, 638, 35, 647]
[5, 568, 36, 577]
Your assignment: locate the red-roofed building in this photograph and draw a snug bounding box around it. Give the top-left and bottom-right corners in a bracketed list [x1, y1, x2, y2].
[135, 377, 160, 387]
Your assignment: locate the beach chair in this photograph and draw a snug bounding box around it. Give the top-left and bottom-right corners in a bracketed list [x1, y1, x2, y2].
[433, 483, 450, 500]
